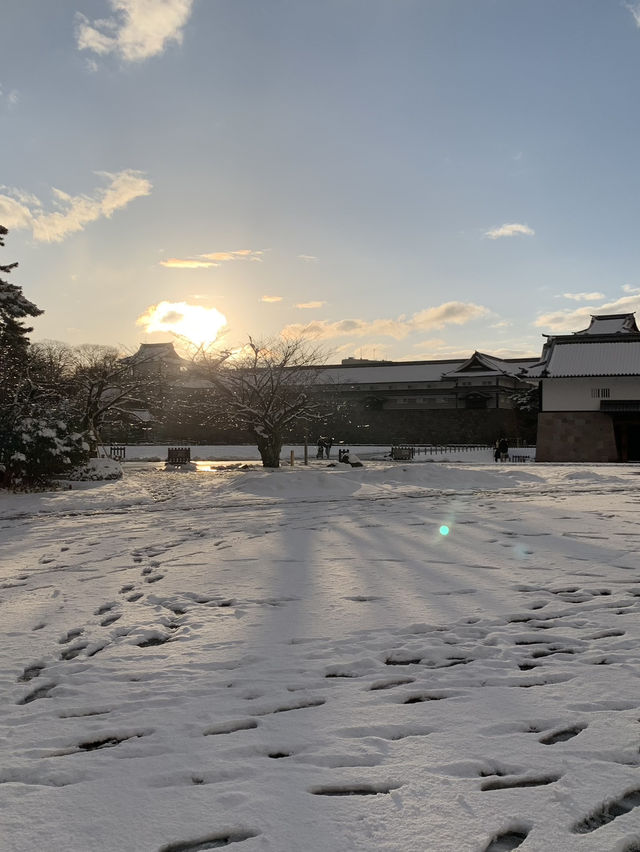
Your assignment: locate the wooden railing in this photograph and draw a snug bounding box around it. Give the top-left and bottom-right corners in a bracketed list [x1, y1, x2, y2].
[166, 447, 191, 465]
[394, 444, 492, 456]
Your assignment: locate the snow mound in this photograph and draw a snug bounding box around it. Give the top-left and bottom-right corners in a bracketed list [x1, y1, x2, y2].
[67, 458, 123, 481]
[357, 463, 545, 493]
[561, 470, 624, 483]
[223, 463, 546, 503]
[228, 467, 363, 500]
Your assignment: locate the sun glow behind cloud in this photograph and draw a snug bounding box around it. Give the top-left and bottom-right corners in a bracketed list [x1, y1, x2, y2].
[137, 301, 227, 347]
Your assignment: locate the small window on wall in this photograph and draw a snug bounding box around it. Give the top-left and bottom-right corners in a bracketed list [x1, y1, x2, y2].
[591, 388, 610, 399]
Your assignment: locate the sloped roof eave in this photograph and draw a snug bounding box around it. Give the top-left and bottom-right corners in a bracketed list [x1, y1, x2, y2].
[538, 372, 640, 378]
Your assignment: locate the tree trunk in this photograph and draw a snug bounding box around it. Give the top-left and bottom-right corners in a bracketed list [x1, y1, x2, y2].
[255, 431, 282, 468]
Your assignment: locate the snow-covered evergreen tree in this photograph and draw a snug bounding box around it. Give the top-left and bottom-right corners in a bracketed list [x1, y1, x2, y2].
[0, 227, 89, 488]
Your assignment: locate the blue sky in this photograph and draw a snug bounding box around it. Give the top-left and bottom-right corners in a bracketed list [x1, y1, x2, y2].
[4, 0, 640, 361]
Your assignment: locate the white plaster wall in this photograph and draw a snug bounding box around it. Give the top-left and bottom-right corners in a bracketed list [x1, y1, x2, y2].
[542, 376, 640, 411]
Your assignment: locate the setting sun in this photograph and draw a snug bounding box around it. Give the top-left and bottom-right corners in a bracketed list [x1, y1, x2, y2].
[136, 301, 227, 348]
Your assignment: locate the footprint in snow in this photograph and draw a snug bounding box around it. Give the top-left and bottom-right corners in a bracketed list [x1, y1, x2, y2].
[60, 641, 89, 661]
[572, 789, 640, 833]
[18, 663, 45, 682]
[483, 828, 529, 851]
[59, 628, 83, 644]
[158, 831, 260, 852]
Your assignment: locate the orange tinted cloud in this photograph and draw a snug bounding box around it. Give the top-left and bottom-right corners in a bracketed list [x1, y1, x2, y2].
[161, 248, 265, 268]
[200, 249, 264, 262]
[160, 258, 219, 269]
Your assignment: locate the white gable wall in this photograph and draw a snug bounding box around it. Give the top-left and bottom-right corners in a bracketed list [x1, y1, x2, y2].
[543, 376, 640, 411]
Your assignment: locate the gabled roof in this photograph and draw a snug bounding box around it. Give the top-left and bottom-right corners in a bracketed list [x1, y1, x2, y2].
[441, 351, 534, 378]
[528, 313, 640, 378]
[528, 339, 640, 377]
[130, 342, 184, 361]
[121, 342, 190, 368]
[574, 313, 639, 336]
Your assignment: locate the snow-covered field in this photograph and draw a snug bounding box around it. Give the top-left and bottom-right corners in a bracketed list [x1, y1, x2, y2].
[2, 457, 640, 851]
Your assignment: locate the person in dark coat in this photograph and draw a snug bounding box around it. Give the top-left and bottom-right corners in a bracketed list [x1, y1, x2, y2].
[498, 437, 509, 461]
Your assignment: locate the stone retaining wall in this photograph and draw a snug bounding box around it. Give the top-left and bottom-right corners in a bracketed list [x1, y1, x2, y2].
[536, 412, 617, 462]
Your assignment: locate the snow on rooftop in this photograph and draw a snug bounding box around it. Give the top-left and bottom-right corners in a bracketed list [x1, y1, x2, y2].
[317, 361, 464, 384]
[318, 356, 537, 385]
[529, 339, 640, 377]
[127, 342, 186, 362]
[575, 313, 639, 336]
[442, 352, 534, 377]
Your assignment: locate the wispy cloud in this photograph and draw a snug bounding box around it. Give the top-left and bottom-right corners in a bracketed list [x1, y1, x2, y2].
[298, 254, 318, 263]
[75, 0, 195, 63]
[281, 301, 489, 341]
[200, 249, 264, 262]
[410, 302, 490, 330]
[0, 84, 19, 106]
[535, 292, 640, 332]
[160, 258, 218, 269]
[296, 301, 325, 309]
[626, 3, 640, 27]
[485, 222, 535, 240]
[0, 169, 152, 243]
[560, 291, 605, 301]
[162, 249, 264, 268]
[261, 295, 283, 303]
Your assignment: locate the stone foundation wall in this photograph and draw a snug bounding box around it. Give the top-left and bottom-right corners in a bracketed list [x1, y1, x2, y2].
[307, 407, 527, 445]
[536, 412, 618, 462]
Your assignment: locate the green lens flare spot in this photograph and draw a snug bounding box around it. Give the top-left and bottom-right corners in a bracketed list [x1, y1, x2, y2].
[439, 525, 450, 536]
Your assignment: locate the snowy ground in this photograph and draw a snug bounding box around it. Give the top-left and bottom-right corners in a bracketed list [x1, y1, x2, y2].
[2, 455, 640, 851]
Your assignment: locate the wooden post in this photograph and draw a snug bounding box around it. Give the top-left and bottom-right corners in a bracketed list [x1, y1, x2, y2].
[304, 434, 308, 465]
[290, 450, 295, 466]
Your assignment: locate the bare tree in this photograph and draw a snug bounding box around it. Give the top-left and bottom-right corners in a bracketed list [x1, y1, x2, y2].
[201, 336, 327, 467]
[70, 344, 172, 453]
[30, 342, 168, 454]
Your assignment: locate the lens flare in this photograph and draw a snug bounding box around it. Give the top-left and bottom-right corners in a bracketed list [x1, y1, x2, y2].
[137, 301, 227, 347]
[439, 525, 450, 536]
